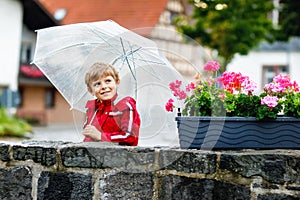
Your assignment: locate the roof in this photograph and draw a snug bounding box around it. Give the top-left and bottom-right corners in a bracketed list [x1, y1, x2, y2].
[22, 0, 59, 31]
[258, 37, 300, 52]
[38, 0, 169, 36]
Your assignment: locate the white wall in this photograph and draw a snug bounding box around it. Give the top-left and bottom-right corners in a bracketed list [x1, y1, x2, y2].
[289, 52, 300, 81]
[0, 0, 23, 90]
[227, 51, 300, 90]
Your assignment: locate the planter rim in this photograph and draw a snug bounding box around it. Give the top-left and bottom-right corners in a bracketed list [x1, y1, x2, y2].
[175, 116, 300, 122]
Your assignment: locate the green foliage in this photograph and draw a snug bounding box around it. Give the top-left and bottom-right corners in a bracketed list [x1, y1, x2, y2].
[283, 92, 300, 117]
[175, 0, 275, 68]
[274, 0, 300, 41]
[170, 60, 300, 121]
[224, 93, 285, 120]
[183, 80, 226, 116]
[181, 74, 299, 120]
[183, 87, 286, 120]
[225, 93, 260, 117]
[256, 94, 284, 120]
[0, 107, 32, 137]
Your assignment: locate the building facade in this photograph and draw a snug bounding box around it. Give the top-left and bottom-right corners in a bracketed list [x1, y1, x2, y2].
[0, 0, 74, 124]
[227, 38, 300, 91]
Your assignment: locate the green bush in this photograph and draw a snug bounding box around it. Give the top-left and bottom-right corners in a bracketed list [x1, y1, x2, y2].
[0, 107, 32, 137]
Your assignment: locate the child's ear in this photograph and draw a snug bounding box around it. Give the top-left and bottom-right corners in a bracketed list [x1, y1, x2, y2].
[87, 87, 93, 94]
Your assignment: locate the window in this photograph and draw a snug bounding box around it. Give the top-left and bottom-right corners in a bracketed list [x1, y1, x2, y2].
[0, 87, 6, 107]
[0, 87, 21, 108]
[20, 42, 33, 64]
[45, 88, 55, 108]
[170, 11, 179, 25]
[18, 88, 24, 108]
[166, 0, 183, 25]
[262, 65, 287, 85]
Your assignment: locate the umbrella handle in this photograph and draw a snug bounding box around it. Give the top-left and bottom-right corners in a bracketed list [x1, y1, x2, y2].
[89, 110, 98, 125]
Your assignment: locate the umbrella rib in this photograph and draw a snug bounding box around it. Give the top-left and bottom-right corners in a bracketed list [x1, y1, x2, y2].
[88, 25, 125, 55]
[124, 49, 166, 81]
[120, 38, 137, 81]
[127, 40, 138, 99]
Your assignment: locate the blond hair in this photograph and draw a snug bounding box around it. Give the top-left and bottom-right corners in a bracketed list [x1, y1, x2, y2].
[85, 62, 120, 88]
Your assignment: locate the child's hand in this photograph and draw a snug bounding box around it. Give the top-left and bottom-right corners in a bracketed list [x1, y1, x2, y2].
[82, 125, 102, 141]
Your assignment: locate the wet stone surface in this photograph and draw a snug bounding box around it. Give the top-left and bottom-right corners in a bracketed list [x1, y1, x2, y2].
[0, 143, 10, 161]
[219, 153, 300, 184]
[0, 166, 32, 200]
[161, 174, 250, 200]
[37, 171, 93, 200]
[60, 144, 156, 170]
[1, 142, 300, 199]
[100, 171, 154, 199]
[12, 145, 57, 166]
[257, 193, 300, 200]
[159, 149, 217, 173]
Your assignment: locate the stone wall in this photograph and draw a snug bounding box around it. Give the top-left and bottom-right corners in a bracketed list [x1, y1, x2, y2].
[1, 141, 300, 199]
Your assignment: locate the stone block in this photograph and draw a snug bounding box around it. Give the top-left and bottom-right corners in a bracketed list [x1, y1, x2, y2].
[0, 143, 10, 162]
[160, 175, 250, 200]
[12, 141, 58, 166]
[60, 143, 155, 171]
[0, 166, 32, 200]
[100, 171, 153, 199]
[257, 193, 300, 200]
[286, 186, 300, 191]
[159, 149, 216, 173]
[219, 151, 300, 184]
[37, 171, 93, 200]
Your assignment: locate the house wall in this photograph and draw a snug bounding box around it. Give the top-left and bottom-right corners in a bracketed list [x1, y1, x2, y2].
[0, 0, 23, 90]
[22, 86, 45, 110]
[150, 0, 207, 81]
[17, 86, 47, 124]
[17, 87, 73, 125]
[290, 52, 300, 80]
[227, 51, 300, 90]
[46, 91, 74, 123]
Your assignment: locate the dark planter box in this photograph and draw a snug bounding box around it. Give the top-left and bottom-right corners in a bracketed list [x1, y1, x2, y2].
[176, 116, 300, 149]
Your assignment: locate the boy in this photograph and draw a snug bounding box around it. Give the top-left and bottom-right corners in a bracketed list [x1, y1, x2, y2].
[82, 62, 140, 146]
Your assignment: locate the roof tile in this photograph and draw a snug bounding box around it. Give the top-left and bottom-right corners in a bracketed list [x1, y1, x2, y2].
[39, 0, 169, 36]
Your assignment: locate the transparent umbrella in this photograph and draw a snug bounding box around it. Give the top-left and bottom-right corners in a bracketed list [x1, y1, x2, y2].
[32, 20, 186, 146]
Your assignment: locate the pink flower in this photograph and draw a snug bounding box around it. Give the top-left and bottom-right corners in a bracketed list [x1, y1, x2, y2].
[292, 81, 299, 92]
[274, 74, 292, 90]
[169, 80, 187, 100]
[265, 74, 299, 93]
[186, 82, 196, 92]
[218, 71, 255, 94]
[261, 95, 279, 108]
[165, 98, 175, 112]
[204, 60, 220, 72]
[169, 80, 182, 91]
[242, 79, 257, 94]
[178, 91, 187, 99]
[264, 82, 285, 93]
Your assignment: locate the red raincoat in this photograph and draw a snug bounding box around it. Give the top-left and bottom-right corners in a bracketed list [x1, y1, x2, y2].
[83, 95, 140, 146]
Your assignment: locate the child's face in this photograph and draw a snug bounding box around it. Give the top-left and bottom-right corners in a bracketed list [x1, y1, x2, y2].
[89, 75, 119, 101]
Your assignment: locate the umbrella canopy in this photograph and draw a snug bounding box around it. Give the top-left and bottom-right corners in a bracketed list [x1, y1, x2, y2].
[32, 20, 186, 146]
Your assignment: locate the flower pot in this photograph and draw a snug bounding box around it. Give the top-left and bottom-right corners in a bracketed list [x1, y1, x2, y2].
[176, 116, 300, 149]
